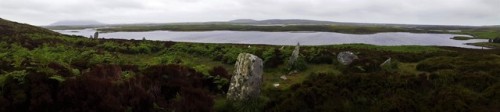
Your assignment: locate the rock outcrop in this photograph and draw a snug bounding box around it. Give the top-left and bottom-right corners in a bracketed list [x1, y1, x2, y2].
[227, 53, 263, 101]
[337, 51, 358, 65]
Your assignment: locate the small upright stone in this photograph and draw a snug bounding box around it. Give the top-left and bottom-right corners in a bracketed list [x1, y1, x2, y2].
[94, 32, 99, 39]
[227, 53, 264, 101]
[337, 51, 358, 65]
[381, 58, 399, 72]
[380, 58, 392, 67]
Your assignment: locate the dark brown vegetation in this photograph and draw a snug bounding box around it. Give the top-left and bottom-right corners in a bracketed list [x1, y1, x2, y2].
[0, 64, 221, 112]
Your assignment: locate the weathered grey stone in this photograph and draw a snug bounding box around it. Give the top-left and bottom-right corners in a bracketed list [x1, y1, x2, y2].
[288, 43, 300, 66]
[94, 32, 99, 39]
[227, 53, 263, 101]
[337, 51, 358, 65]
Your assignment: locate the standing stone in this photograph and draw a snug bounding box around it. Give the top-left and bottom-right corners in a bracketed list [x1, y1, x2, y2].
[94, 32, 99, 39]
[380, 58, 398, 72]
[380, 58, 392, 67]
[288, 43, 300, 65]
[227, 53, 263, 101]
[337, 51, 358, 65]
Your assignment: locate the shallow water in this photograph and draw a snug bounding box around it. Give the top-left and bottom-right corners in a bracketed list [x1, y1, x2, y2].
[54, 29, 488, 49]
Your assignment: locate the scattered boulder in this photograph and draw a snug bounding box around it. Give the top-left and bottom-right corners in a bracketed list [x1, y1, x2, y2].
[337, 51, 359, 65]
[280, 75, 288, 80]
[273, 83, 280, 88]
[227, 53, 264, 101]
[288, 70, 298, 75]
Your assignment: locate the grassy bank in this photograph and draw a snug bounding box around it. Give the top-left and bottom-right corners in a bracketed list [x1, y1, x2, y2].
[97, 24, 430, 34]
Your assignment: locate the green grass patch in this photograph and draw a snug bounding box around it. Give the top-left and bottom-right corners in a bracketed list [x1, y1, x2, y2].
[262, 64, 341, 90]
[451, 36, 473, 40]
[398, 63, 420, 75]
[324, 44, 445, 53]
[462, 29, 500, 39]
[470, 42, 500, 49]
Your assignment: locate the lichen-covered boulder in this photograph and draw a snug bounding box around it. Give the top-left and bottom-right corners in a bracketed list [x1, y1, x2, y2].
[337, 51, 358, 65]
[227, 53, 263, 101]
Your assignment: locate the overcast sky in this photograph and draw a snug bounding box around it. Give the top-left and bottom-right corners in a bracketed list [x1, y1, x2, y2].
[1, 0, 499, 26]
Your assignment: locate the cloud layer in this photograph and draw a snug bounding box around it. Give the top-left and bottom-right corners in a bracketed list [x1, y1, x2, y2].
[1, 0, 499, 26]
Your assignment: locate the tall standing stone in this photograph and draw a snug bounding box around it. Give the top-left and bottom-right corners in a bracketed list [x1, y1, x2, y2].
[227, 53, 263, 101]
[288, 43, 300, 65]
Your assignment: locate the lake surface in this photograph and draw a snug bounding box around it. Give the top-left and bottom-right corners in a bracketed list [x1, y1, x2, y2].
[54, 29, 488, 49]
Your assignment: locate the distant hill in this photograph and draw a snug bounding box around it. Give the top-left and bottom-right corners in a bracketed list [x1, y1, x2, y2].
[489, 25, 500, 28]
[0, 18, 58, 36]
[259, 19, 337, 25]
[225, 19, 493, 28]
[50, 20, 104, 26]
[228, 19, 258, 23]
[228, 19, 338, 25]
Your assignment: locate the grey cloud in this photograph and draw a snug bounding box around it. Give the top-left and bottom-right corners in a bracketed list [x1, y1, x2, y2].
[0, 0, 498, 26]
